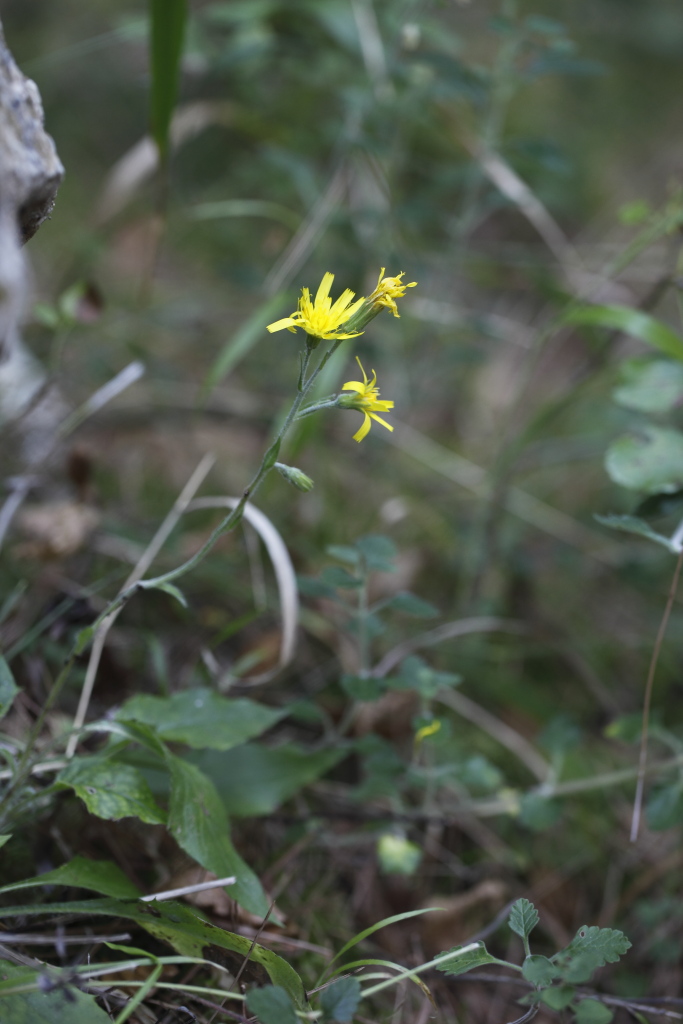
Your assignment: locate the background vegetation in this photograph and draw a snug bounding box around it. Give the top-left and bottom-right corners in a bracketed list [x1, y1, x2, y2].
[2, 0, 683, 1021]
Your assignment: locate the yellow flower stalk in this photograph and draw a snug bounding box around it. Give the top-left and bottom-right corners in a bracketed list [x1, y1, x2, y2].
[266, 271, 365, 341]
[340, 357, 394, 442]
[368, 267, 417, 317]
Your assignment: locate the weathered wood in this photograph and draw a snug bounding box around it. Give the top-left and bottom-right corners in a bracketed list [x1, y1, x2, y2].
[0, 16, 65, 462]
[0, 20, 63, 243]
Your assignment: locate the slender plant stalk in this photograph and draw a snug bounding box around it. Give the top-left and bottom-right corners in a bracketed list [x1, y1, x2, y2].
[0, 336, 344, 823]
[630, 549, 683, 842]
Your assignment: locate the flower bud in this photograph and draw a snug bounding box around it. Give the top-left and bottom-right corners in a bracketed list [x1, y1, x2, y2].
[275, 462, 314, 492]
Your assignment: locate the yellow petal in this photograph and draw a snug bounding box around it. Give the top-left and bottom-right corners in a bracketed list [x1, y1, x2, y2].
[342, 380, 366, 393]
[353, 414, 372, 442]
[267, 316, 299, 333]
[369, 413, 393, 432]
[314, 272, 334, 307]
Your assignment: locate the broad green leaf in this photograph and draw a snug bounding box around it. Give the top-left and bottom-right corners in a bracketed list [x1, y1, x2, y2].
[0, 835, 10, 849]
[391, 656, 461, 698]
[0, 855, 141, 899]
[356, 534, 397, 571]
[519, 793, 562, 831]
[0, 963, 111, 1022]
[247, 985, 299, 1024]
[594, 514, 677, 552]
[509, 898, 540, 940]
[326, 544, 360, 566]
[166, 754, 269, 917]
[119, 688, 284, 750]
[522, 954, 559, 985]
[0, 898, 307, 1009]
[553, 926, 631, 972]
[574, 999, 614, 1023]
[320, 976, 361, 1023]
[321, 566, 362, 589]
[149, 0, 187, 157]
[55, 758, 166, 824]
[541, 985, 576, 1010]
[386, 592, 439, 618]
[606, 426, 683, 494]
[341, 675, 385, 701]
[0, 655, 19, 720]
[565, 304, 683, 362]
[435, 941, 498, 976]
[613, 358, 683, 414]
[647, 782, 683, 830]
[202, 292, 288, 396]
[192, 743, 344, 817]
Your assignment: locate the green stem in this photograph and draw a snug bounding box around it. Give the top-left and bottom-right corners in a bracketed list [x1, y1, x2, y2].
[0, 334, 345, 825]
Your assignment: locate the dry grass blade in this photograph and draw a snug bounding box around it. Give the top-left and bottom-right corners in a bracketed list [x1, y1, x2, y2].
[65, 452, 216, 758]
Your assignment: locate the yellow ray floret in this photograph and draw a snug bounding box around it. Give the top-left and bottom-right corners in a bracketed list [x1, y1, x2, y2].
[341, 356, 394, 442]
[368, 267, 417, 317]
[267, 271, 365, 340]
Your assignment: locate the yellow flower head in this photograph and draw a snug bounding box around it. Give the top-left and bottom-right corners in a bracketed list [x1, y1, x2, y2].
[341, 356, 394, 443]
[267, 271, 365, 341]
[368, 267, 417, 318]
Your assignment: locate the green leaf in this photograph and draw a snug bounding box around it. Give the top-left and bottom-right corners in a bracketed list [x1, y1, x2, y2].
[594, 514, 677, 552]
[149, 0, 188, 157]
[0, 855, 141, 899]
[0, 898, 307, 1009]
[509, 898, 540, 940]
[246, 985, 299, 1024]
[191, 742, 343, 817]
[377, 834, 422, 876]
[0, 655, 19, 720]
[321, 566, 362, 589]
[263, 436, 281, 472]
[0, 963, 112, 1022]
[119, 688, 284, 750]
[152, 585, 188, 606]
[647, 782, 683, 830]
[385, 592, 439, 618]
[613, 357, 683, 414]
[553, 926, 631, 974]
[166, 754, 269, 917]
[541, 985, 576, 1010]
[392, 656, 461, 698]
[356, 534, 397, 571]
[565, 304, 683, 362]
[518, 793, 562, 831]
[320, 976, 362, 1023]
[55, 758, 166, 824]
[606, 426, 683, 494]
[435, 941, 498, 976]
[202, 292, 289, 396]
[330, 908, 443, 966]
[0, 835, 10, 849]
[574, 998, 614, 1023]
[522, 955, 560, 985]
[326, 545, 360, 566]
[341, 675, 385, 701]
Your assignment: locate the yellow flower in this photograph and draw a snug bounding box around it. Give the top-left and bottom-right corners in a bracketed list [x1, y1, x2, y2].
[415, 719, 441, 746]
[266, 271, 365, 341]
[341, 356, 394, 442]
[368, 267, 417, 317]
